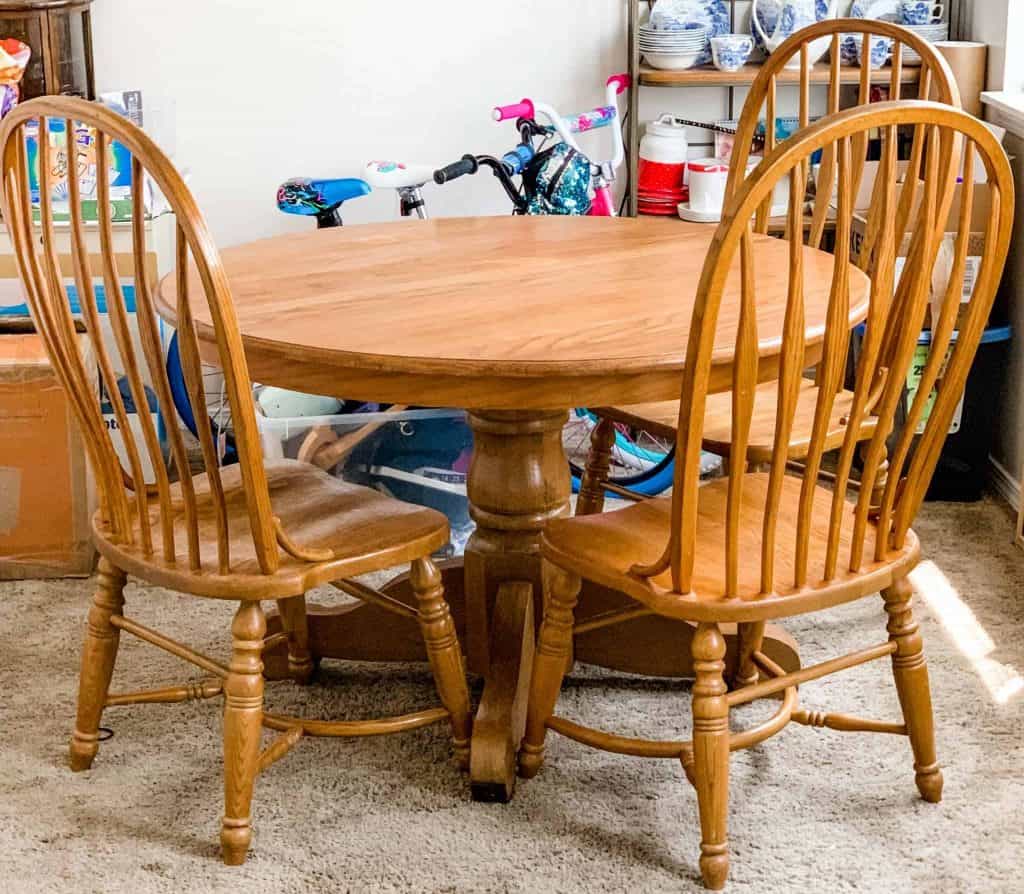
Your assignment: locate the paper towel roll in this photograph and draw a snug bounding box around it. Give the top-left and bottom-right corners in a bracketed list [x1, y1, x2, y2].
[932, 41, 988, 118]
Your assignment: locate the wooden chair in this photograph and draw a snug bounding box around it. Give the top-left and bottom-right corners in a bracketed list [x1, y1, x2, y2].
[576, 20, 960, 516]
[0, 96, 472, 866]
[519, 101, 1013, 889]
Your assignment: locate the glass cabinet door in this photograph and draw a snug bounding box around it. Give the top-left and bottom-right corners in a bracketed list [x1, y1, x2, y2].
[48, 7, 90, 97]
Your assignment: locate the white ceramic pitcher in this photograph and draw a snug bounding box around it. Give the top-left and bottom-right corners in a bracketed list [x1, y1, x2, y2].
[752, 0, 839, 68]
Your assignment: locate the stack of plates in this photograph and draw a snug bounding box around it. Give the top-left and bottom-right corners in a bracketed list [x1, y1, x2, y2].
[639, 184, 689, 216]
[902, 22, 949, 66]
[640, 23, 708, 71]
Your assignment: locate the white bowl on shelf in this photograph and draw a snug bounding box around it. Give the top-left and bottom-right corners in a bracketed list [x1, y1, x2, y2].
[639, 39, 707, 51]
[644, 50, 703, 70]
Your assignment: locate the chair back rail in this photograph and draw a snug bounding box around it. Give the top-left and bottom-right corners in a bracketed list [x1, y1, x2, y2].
[640, 102, 1013, 600]
[0, 96, 281, 575]
[724, 20, 961, 253]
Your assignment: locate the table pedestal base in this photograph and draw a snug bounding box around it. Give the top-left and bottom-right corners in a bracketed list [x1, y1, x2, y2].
[264, 564, 801, 800]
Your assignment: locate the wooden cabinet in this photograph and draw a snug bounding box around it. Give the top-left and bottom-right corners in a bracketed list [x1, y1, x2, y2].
[0, 1, 94, 99]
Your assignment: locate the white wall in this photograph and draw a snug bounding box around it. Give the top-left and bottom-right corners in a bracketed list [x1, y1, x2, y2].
[91, 0, 631, 246]
[963, 0, 1024, 92]
[970, 0, 1024, 502]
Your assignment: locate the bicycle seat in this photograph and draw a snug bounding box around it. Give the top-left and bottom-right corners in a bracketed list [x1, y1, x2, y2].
[276, 177, 371, 217]
[363, 160, 435, 190]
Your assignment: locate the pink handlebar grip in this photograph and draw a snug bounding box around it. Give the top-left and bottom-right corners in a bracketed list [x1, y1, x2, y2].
[606, 73, 632, 94]
[492, 99, 534, 122]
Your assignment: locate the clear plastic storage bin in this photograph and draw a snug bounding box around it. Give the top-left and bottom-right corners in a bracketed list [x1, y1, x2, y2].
[256, 406, 473, 556]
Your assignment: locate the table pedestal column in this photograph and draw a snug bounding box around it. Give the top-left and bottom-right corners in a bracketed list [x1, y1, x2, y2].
[461, 409, 572, 802]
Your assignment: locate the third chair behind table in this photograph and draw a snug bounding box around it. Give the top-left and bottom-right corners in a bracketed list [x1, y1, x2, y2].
[580, 19, 962, 514]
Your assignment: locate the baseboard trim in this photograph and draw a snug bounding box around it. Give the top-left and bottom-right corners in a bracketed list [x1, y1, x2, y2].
[988, 454, 1021, 512]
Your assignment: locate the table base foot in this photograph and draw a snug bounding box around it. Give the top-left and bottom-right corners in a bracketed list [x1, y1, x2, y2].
[468, 581, 534, 803]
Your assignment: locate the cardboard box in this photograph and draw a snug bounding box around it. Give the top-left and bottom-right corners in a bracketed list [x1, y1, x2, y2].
[850, 179, 990, 331]
[0, 326, 96, 578]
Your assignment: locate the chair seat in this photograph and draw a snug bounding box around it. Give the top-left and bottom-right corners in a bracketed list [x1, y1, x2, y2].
[596, 379, 876, 464]
[94, 459, 449, 599]
[542, 473, 918, 623]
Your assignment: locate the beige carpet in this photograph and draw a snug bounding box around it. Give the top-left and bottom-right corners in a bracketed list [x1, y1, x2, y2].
[1, 496, 1022, 893]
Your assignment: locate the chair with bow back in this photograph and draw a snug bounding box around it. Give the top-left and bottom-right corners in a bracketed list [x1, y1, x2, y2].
[519, 101, 1013, 889]
[578, 19, 961, 517]
[0, 96, 472, 866]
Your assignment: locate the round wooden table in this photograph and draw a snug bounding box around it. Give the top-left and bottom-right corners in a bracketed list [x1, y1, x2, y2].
[158, 215, 870, 802]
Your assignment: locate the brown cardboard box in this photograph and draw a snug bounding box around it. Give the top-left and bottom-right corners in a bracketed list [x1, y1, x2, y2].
[850, 180, 991, 331]
[0, 325, 96, 578]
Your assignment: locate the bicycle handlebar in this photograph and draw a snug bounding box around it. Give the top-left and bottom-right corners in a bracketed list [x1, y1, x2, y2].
[606, 73, 631, 95]
[433, 154, 479, 185]
[491, 73, 630, 170]
[492, 99, 535, 122]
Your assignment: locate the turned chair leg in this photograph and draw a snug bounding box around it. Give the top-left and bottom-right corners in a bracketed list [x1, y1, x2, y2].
[882, 577, 943, 803]
[691, 622, 730, 891]
[276, 594, 314, 684]
[411, 557, 472, 769]
[518, 562, 581, 779]
[732, 621, 765, 690]
[221, 601, 266, 866]
[70, 557, 127, 772]
[575, 417, 615, 516]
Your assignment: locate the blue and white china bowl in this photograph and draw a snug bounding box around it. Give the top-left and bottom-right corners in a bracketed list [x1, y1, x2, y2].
[751, 0, 837, 65]
[711, 34, 754, 72]
[650, 0, 730, 64]
[842, 0, 901, 63]
[855, 33, 894, 68]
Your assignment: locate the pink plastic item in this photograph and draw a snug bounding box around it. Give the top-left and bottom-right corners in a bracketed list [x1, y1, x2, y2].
[605, 73, 632, 95]
[588, 186, 616, 217]
[492, 99, 534, 122]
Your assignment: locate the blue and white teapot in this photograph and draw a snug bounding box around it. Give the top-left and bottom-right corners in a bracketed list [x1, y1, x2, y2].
[751, 0, 839, 66]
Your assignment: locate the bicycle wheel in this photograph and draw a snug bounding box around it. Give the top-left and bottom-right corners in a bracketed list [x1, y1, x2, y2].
[166, 331, 238, 464]
[563, 409, 677, 496]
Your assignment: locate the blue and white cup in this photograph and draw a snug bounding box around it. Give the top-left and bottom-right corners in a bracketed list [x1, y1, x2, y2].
[855, 33, 893, 68]
[900, 0, 943, 25]
[710, 34, 754, 72]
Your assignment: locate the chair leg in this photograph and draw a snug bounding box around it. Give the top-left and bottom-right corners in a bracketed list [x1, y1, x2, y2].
[882, 577, 943, 803]
[69, 557, 127, 772]
[732, 621, 764, 689]
[691, 622, 730, 891]
[518, 562, 580, 779]
[221, 601, 265, 866]
[860, 441, 889, 513]
[411, 556, 472, 769]
[276, 594, 314, 684]
[575, 417, 615, 516]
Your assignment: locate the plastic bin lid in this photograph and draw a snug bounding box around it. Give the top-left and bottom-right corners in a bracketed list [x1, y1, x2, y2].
[853, 324, 1011, 345]
[0, 284, 137, 317]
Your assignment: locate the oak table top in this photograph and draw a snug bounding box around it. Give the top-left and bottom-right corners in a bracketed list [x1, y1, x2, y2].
[156, 215, 870, 409]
